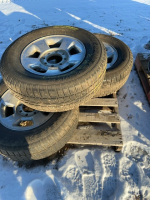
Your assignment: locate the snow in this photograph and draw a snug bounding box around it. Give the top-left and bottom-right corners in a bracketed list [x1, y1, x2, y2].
[0, 0, 150, 199]
[132, 0, 150, 5]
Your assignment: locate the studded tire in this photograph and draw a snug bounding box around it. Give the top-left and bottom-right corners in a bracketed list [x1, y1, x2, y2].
[0, 81, 79, 161]
[1, 26, 107, 112]
[94, 34, 133, 97]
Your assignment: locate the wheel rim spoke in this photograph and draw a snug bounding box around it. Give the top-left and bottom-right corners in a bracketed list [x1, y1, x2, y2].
[1, 90, 19, 108]
[34, 39, 50, 53]
[60, 38, 74, 51]
[23, 58, 39, 68]
[6, 113, 24, 126]
[30, 63, 48, 73]
[32, 112, 51, 124]
[107, 48, 114, 58]
[58, 62, 70, 71]
[69, 52, 84, 64]
[48, 37, 62, 48]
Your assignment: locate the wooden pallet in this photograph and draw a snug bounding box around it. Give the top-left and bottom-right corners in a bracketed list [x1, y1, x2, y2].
[67, 93, 123, 152]
[135, 53, 150, 102]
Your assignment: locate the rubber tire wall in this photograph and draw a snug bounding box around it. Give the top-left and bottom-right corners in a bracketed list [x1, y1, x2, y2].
[0, 81, 79, 161]
[1, 26, 107, 112]
[94, 34, 133, 97]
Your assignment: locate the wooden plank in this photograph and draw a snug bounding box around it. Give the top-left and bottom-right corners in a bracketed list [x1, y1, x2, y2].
[80, 107, 113, 113]
[115, 146, 122, 152]
[68, 129, 123, 146]
[78, 122, 115, 131]
[114, 123, 121, 131]
[81, 98, 118, 107]
[79, 112, 120, 123]
[113, 106, 119, 114]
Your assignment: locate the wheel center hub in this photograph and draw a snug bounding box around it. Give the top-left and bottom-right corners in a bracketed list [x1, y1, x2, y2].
[47, 54, 62, 64]
[17, 104, 38, 117]
[40, 49, 68, 67]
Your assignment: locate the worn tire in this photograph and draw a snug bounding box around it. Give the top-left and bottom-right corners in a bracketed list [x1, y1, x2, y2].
[0, 81, 79, 161]
[1, 26, 107, 112]
[94, 34, 133, 97]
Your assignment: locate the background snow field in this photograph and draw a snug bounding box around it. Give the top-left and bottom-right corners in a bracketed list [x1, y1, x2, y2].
[0, 0, 150, 199]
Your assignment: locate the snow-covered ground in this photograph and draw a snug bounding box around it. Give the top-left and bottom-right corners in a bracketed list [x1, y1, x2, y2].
[0, 0, 150, 199]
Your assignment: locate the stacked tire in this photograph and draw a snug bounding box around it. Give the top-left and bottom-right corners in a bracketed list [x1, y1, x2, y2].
[0, 26, 133, 161]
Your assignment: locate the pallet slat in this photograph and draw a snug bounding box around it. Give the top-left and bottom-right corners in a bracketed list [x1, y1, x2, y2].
[81, 98, 118, 107]
[79, 112, 120, 123]
[77, 122, 115, 131]
[68, 129, 123, 146]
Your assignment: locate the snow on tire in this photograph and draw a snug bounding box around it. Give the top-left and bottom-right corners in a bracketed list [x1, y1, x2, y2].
[1, 26, 107, 112]
[0, 81, 79, 161]
[94, 34, 133, 97]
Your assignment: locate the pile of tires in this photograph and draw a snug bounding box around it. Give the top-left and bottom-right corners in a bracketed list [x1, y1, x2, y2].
[0, 26, 133, 161]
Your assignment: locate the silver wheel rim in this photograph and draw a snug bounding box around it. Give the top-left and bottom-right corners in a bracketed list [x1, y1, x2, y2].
[0, 90, 53, 131]
[104, 43, 118, 69]
[21, 35, 86, 76]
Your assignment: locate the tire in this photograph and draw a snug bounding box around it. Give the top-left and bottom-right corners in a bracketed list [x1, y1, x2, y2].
[0, 60, 2, 83]
[0, 81, 79, 161]
[94, 34, 133, 97]
[1, 26, 107, 112]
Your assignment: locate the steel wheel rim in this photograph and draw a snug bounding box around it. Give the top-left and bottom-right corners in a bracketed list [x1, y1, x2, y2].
[21, 35, 86, 76]
[0, 90, 53, 131]
[104, 43, 118, 69]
